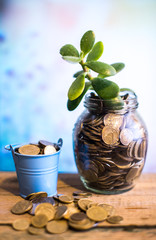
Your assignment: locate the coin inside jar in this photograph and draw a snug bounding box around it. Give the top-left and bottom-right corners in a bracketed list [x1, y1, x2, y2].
[120, 128, 133, 146]
[104, 113, 124, 129]
[102, 126, 119, 146]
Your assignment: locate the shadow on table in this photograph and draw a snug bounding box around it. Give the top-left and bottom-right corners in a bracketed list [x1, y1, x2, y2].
[58, 173, 87, 191]
[1, 175, 20, 196]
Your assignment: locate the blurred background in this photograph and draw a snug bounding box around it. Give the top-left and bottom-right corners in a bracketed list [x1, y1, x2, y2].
[0, 0, 156, 172]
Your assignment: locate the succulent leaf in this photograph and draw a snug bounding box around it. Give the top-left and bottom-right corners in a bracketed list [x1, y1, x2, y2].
[67, 82, 91, 111]
[60, 44, 79, 57]
[111, 63, 125, 73]
[62, 56, 82, 63]
[85, 61, 116, 77]
[73, 70, 84, 78]
[92, 78, 119, 99]
[80, 30, 95, 55]
[86, 41, 104, 62]
[68, 74, 85, 100]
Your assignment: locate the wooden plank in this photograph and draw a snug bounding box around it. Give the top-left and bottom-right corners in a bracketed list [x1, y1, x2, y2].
[0, 225, 156, 240]
[0, 172, 156, 239]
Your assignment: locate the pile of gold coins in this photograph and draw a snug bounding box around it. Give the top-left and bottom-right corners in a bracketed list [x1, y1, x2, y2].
[16, 140, 57, 155]
[74, 93, 148, 193]
[10, 191, 123, 235]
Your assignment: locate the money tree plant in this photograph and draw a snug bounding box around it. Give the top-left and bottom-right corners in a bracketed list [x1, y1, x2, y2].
[60, 30, 126, 111]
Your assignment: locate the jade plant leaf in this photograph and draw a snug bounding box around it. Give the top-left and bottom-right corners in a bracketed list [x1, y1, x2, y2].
[85, 61, 116, 77]
[62, 56, 82, 63]
[80, 30, 95, 55]
[86, 41, 104, 62]
[92, 78, 119, 99]
[68, 74, 85, 100]
[73, 70, 84, 78]
[60, 44, 79, 57]
[111, 62, 125, 73]
[67, 82, 91, 111]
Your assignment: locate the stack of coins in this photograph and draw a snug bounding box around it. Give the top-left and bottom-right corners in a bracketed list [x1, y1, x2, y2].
[10, 191, 123, 235]
[16, 140, 57, 155]
[74, 93, 148, 193]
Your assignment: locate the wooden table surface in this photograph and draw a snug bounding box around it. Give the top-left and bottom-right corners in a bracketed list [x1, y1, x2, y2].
[0, 172, 156, 240]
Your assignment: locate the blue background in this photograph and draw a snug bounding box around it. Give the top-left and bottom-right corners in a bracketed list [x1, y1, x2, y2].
[0, 0, 156, 172]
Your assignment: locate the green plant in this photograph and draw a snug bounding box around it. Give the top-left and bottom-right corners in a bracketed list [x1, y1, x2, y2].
[60, 30, 125, 111]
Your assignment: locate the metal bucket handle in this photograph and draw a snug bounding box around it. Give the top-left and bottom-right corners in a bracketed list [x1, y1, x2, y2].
[5, 144, 18, 158]
[57, 138, 63, 148]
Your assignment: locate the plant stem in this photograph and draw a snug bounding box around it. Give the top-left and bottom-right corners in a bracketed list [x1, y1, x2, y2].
[80, 60, 93, 81]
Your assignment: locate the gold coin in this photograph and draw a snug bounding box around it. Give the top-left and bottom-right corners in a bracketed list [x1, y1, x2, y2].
[63, 206, 80, 219]
[98, 203, 115, 217]
[73, 195, 87, 201]
[11, 200, 33, 214]
[18, 144, 40, 155]
[54, 205, 68, 220]
[86, 206, 108, 222]
[106, 215, 123, 224]
[102, 126, 119, 146]
[46, 220, 68, 234]
[69, 218, 95, 230]
[25, 191, 48, 200]
[12, 219, 30, 231]
[78, 199, 94, 211]
[59, 195, 74, 204]
[53, 194, 63, 200]
[28, 226, 45, 235]
[73, 191, 92, 197]
[35, 203, 55, 221]
[104, 113, 124, 129]
[31, 214, 48, 228]
[87, 202, 98, 209]
[69, 212, 87, 224]
[44, 145, 56, 155]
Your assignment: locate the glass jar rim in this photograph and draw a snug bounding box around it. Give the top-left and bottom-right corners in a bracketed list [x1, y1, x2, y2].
[84, 90, 138, 114]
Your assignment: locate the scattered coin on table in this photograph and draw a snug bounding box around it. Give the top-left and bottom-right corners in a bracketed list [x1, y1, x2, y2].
[11, 199, 33, 214]
[12, 219, 30, 231]
[10, 191, 124, 235]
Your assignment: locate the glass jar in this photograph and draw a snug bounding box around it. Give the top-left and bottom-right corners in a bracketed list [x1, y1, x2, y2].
[73, 91, 148, 194]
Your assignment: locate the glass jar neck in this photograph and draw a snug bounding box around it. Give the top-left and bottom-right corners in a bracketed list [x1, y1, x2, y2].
[84, 91, 138, 115]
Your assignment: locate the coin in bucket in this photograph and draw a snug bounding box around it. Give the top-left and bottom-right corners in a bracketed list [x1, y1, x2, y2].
[5, 138, 63, 198]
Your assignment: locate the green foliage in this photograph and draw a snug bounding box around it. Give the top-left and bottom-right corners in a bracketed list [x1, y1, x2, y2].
[62, 56, 82, 63]
[86, 41, 104, 62]
[60, 44, 79, 57]
[92, 78, 119, 99]
[80, 30, 95, 55]
[60, 30, 126, 111]
[68, 74, 85, 100]
[73, 70, 84, 78]
[85, 61, 116, 77]
[111, 63, 125, 73]
[67, 82, 91, 111]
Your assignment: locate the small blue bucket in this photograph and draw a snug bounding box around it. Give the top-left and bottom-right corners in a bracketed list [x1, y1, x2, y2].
[5, 139, 63, 198]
